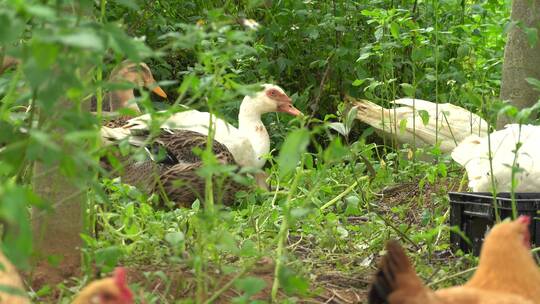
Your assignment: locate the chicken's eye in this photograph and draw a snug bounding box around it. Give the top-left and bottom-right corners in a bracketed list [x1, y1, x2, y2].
[100, 292, 116, 302]
[270, 90, 276, 96]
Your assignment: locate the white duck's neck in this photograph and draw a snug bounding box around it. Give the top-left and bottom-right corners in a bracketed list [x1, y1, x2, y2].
[238, 96, 270, 168]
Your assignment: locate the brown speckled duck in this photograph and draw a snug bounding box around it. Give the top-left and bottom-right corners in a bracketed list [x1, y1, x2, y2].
[101, 126, 246, 206]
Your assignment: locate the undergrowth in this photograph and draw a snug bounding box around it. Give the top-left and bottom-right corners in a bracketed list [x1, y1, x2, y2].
[0, 0, 517, 303]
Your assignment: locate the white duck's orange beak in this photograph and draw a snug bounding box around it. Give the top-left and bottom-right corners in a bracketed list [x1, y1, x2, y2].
[278, 103, 302, 116]
[152, 86, 168, 99]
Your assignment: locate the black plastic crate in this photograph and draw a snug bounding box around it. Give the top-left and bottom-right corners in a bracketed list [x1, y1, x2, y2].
[449, 192, 540, 256]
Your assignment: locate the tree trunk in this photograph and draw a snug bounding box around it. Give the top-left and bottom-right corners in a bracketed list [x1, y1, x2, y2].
[497, 0, 540, 128]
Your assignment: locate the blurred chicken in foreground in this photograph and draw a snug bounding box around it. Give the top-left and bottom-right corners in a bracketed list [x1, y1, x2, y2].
[0, 248, 27, 304]
[72, 267, 134, 304]
[0, 249, 133, 304]
[368, 216, 540, 304]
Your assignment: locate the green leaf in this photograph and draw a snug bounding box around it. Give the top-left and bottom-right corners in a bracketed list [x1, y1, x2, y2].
[290, 207, 310, 219]
[400, 83, 415, 96]
[352, 79, 366, 86]
[278, 129, 310, 176]
[31, 41, 59, 69]
[374, 28, 383, 41]
[390, 22, 399, 39]
[58, 31, 104, 50]
[25, 5, 56, 19]
[457, 44, 470, 58]
[0, 13, 23, 43]
[278, 266, 309, 295]
[113, 0, 140, 10]
[234, 276, 266, 296]
[95, 246, 123, 270]
[399, 118, 407, 133]
[328, 122, 347, 136]
[216, 231, 238, 254]
[356, 52, 371, 62]
[411, 47, 429, 62]
[526, 78, 540, 92]
[239, 240, 258, 257]
[345, 106, 358, 131]
[524, 26, 538, 48]
[498, 104, 519, 119]
[165, 231, 185, 247]
[418, 110, 430, 125]
[324, 137, 348, 163]
[106, 24, 150, 61]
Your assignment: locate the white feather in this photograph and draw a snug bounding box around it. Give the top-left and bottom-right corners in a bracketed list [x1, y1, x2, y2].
[452, 124, 540, 192]
[355, 98, 489, 153]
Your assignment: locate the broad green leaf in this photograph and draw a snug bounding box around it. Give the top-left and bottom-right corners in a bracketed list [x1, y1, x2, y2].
[324, 137, 348, 163]
[328, 122, 347, 136]
[95, 246, 123, 270]
[400, 83, 415, 96]
[418, 110, 430, 125]
[31, 41, 59, 69]
[345, 106, 358, 130]
[524, 27, 538, 48]
[390, 22, 399, 39]
[58, 31, 104, 50]
[290, 207, 310, 219]
[278, 266, 309, 295]
[234, 276, 266, 296]
[352, 79, 366, 86]
[0, 13, 23, 43]
[216, 231, 238, 253]
[374, 28, 383, 41]
[165, 231, 185, 247]
[106, 24, 150, 61]
[498, 105, 519, 119]
[278, 129, 309, 176]
[356, 52, 371, 62]
[239, 240, 257, 257]
[457, 44, 470, 58]
[526, 78, 540, 92]
[399, 118, 407, 133]
[114, 0, 140, 10]
[25, 5, 56, 19]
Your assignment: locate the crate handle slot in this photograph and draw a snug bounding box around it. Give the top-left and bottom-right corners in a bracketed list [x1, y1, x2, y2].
[464, 210, 492, 219]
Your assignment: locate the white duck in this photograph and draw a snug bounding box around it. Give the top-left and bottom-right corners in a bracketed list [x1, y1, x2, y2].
[451, 124, 540, 192]
[354, 97, 489, 153]
[115, 84, 302, 169]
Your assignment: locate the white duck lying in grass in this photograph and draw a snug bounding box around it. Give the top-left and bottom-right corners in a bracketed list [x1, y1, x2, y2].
[101, 84, 302, 190]
[120, 84, 302, 169]
[353, 97, 489, 154]
[451, 124, 540, 192]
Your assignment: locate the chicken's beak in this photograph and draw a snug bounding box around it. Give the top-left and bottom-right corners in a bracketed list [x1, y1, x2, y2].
[152, 86, 168, 99]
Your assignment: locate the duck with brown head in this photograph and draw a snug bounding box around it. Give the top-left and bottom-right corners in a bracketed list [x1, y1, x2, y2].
[90, 60, 167, 115]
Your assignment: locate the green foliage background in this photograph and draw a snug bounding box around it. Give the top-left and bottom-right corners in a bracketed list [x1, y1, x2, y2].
[0, 0, 513, 302]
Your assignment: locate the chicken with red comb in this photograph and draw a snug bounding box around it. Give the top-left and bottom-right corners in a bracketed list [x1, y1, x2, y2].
[0, 244, 133, 304]
[368, 217, 540, 304]
[72, 267, 134, 304]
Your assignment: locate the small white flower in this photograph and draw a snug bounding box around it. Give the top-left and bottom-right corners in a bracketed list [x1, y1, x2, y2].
[241, 18, 260, 30]
[291, 25, 299, 31]
[134, 35, 146, 42]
